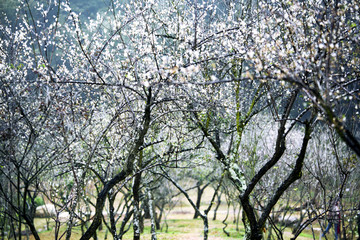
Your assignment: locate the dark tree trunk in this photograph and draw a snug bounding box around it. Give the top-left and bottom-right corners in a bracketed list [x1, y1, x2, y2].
[22, 214, 40, 240]
[193, 185, 203, 219]
[80, 170, 127, 240]
[143, 202, 151, 219]
[133, 166, 142, 240]
[194, 182, 212, 219]
[154, 204, 164, 230]
[213, 192, 222, 221]
[108, 194, 118, 240]
[133, 193, 141, 240]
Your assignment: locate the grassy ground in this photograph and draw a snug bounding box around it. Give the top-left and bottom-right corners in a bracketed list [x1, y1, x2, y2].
[21, 187, 339, 240]
[26, 204, 327, 240]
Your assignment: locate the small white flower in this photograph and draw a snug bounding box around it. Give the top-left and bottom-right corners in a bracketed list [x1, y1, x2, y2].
[210, 75, 217, 81]
[142, 81, 150, 88]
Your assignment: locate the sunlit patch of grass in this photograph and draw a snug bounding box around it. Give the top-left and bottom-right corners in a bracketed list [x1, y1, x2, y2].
[209, 227, 244, 238]
[299, 232, 317, 238]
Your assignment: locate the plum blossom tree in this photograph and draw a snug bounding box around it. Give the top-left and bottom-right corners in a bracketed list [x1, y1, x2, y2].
[1, 0, 359, 240]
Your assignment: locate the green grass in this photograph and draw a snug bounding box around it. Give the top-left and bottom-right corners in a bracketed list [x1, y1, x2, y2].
[299, 232, 317, 238]
[21, 217, 332, 240]
[27, 216, 245, 240]
[22, 201, 356, 240]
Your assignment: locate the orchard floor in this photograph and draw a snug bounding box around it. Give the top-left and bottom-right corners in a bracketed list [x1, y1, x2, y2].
[28, 205, 326, 240]
[26, 186, 334, 240]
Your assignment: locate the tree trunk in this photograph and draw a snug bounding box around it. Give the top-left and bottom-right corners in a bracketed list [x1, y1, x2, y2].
[22, 214, 40, 240]
[203, 215, 209, 240]
[194, 182, 212, 219]
[133, 171, 142, 240]
[155, 204, 163, 230]
[213, 192, 222, 221]
[146, 187, 157, 240]
[108, 193, 118, 239]
[193, 185, 202, 219]
[80, 172, 126, 240]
